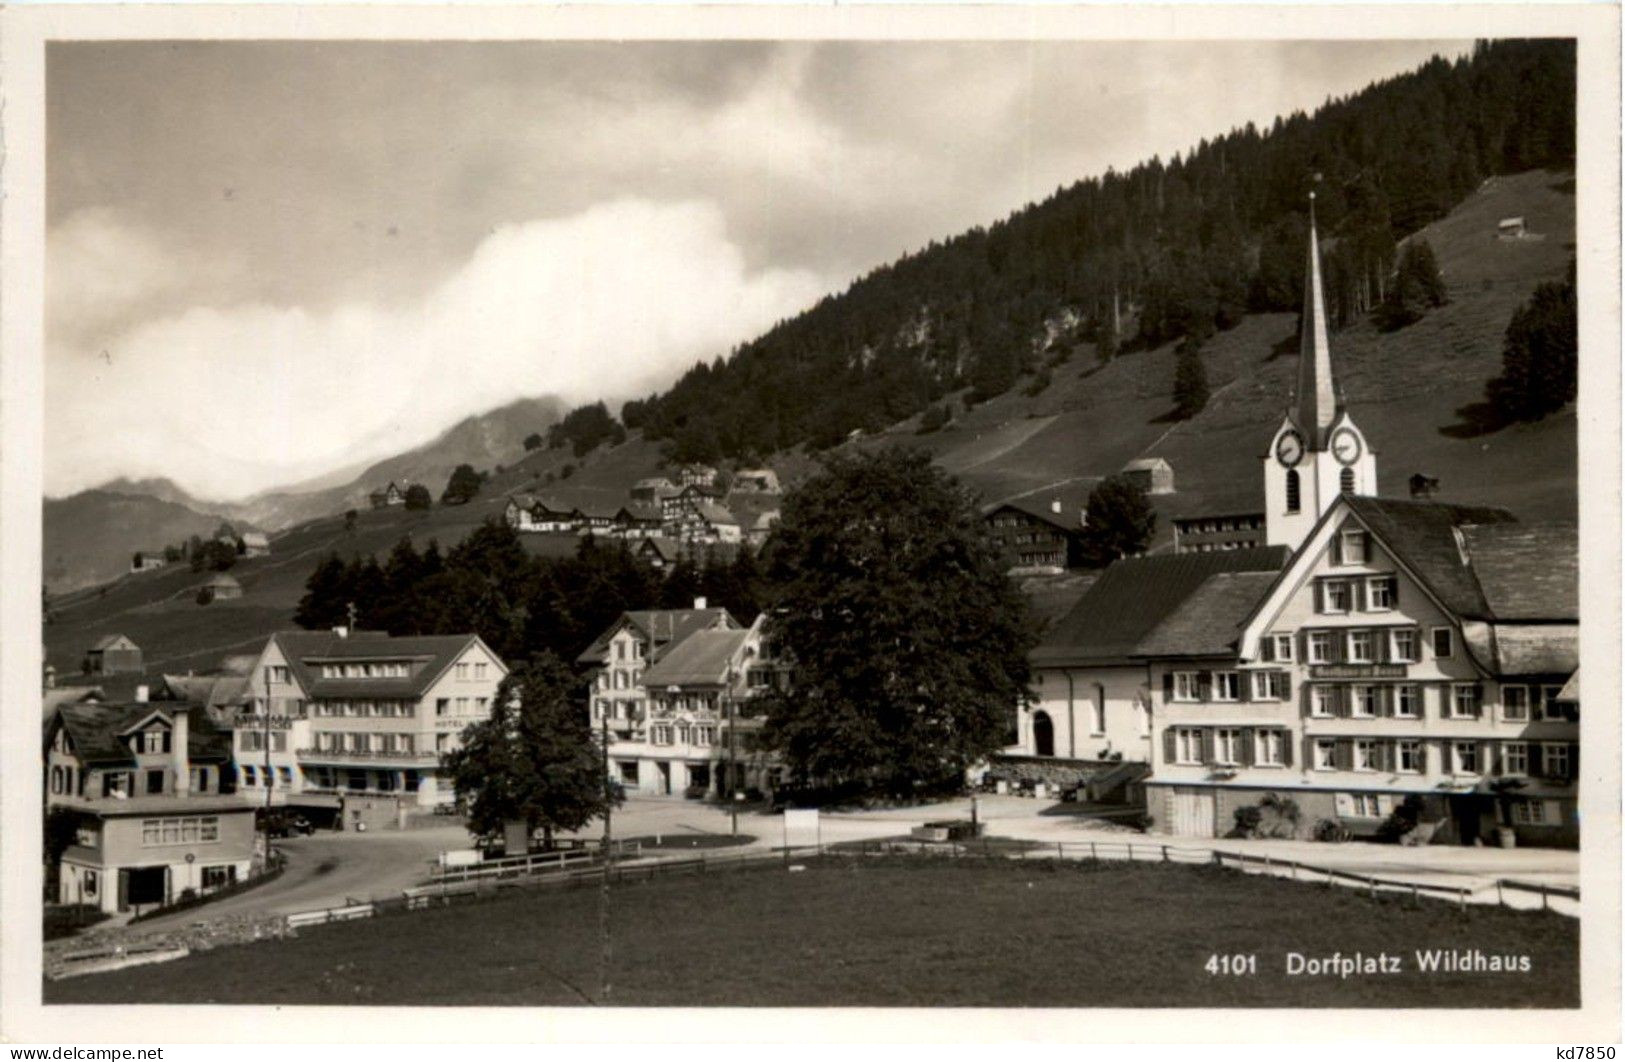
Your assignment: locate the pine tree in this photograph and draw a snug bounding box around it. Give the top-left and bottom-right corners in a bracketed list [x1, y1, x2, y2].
[1172, 338, 1210, 420]
[1485, 271, 1577, 422]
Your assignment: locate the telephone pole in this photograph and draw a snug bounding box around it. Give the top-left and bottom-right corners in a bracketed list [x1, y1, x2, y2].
[599, 709, 612, 1003]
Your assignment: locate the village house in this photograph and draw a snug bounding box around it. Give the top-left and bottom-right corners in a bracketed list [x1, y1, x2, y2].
[1170, 492, 1268, 554]
[576, 603, 740, 794]
[675, 464, 719, 489]
[44, 687, 256, 914]
[1014, 200, 1580, 848]
[635, 536, 682, 570]
[732, 468, 781, 494]
[84, 634, 143, 676]
[611, 502, 665, 539]
[235, 628, 508, 830]
[746, 510, 781, 548]
[629, 477, 679, 504]
[198, 573, 243, 603]
[368, 481, 408, 509]
[130, 551, 169, 573]
[983, 488, 1090, 572]
[1120, 457, 1175, 495]
[240, 531, 271, 558]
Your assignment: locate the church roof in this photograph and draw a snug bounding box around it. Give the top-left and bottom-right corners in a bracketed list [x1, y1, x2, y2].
[1033, 546, 1288, 666]
[1292, 196, 1343, 450]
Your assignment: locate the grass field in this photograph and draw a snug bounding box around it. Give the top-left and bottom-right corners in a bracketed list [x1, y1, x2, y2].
[45, 857, 1578, 1008]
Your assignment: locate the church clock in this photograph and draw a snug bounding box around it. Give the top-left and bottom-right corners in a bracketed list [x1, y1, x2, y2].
[1330, 426, 1363, 466]
[1275, 429, 1305, 468]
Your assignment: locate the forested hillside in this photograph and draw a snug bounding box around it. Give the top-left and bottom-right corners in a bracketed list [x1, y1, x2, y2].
[617, 40, 1574, 460]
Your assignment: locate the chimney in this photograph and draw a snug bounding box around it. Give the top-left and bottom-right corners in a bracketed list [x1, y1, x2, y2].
[170, 708, 191, 797]
[135, 683, 149, 703]
[1050, 499, 1062, 515]
[694, 596, 707, 611]
[334, 625, 349, 639]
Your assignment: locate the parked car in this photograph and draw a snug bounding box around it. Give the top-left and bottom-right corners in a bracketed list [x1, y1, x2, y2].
[259, 810, 314, 838]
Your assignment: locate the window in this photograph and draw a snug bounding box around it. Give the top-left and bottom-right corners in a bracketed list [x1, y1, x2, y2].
[1510, 799, 1558, 826]
[1431, 627, 1454, 659]
[1393, 685, 1420, 719]
[1350, 685, 1378, 718]
[271, 732, 287, 752]
[242, 765, 257, 787]
[436, 698, 450, 717]
[202, 865, 237, 890]
[1171, 672, 1199, 703]
[140, 728, 170, 754]
[1310, 686, 1338, 718]
[266, 665, 290, 684]
[1258, 632, 1294, 663]
[1502, 685, 1530, 722]
[1313, 739, 1338, 771]
[475, 697, 489, 715]
[1250, 671, 1286, 701]
[694, 725, 716, 747]
[1348, 794, 1384, 817]
[1453, 741, 1480, 775]
[455, 663, 470, 680]
[1254, 730, 1285, 766]
[278, 766, 292, 786]
[141, 815, 218, 846]
[1541, 743, 1572, 779]
[83, 870, 98, 898]
[1321, 580, 1351, 613]
[1173, 728, 1205, 766]
[1502, 742, 1529, 776]
[1538, 686, 1568, 721]
[1353, 739, 1380, 772]
[1285, 470, 1301, 513]
[1339, 530, 1369, 565]
[1346, 630, 1375, 663]
[1450, 684, 1480, 719]
[1212, 672, 1240, 702]
[652, 725, 673, 746]
[1213, 728, 1242, 765]
[618, 761, 639, 784]
[1307, 631, 1334, 664]
[1390, 628, 1419, 663]
[1091, 695, 1106, 736]
[1366, 576, 1396, 611]
[1396, 740, 1423, 773]
[240, 730, 264, 752]
[1339, 468, 1355, 495]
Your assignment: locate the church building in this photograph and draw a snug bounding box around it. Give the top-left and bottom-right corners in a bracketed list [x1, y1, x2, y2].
[1017, 196, 1579, 847]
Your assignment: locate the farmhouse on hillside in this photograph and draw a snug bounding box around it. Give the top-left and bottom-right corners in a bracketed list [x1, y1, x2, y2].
[983, 487, 1091, 572]
[84, 634, 143, 676]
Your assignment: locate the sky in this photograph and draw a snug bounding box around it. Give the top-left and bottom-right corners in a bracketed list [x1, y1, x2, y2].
[46, 38, 1471, 502]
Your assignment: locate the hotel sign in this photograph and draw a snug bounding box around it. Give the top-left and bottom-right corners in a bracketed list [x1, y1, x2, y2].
[230, 710, 300, 730]
[1309, 664, 1407, 680]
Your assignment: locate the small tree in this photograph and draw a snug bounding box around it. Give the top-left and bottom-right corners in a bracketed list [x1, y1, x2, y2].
[344, 509, 358, 533]
[442, 653, 620, 850]
[523, 432, 544, 452]
[1374, 238, 1448, 331]
[1171, 337, 1209, 420]
[404, 484, 432, 510]
[441, 464, 484, 506]
[1079, 474, 1157, 567]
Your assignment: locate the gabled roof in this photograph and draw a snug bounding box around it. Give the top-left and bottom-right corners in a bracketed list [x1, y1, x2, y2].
[1136, 571, 1282, 658]
[619, 502, 663, 523]
[270, 630, 495, 699]
[1033, 546, 1289, 666]
[204, 573, 242, 589]
[1341, 496, 1520, 620]
[49, 701, 231, 766]
[1122, 457, 1172, 473]
[162, 673, 251, 712]
[987, 482, 1096, 534]
[575, 607, 738, 666]
[91, 634, 137, 652]
[1557, 668, 1580, 703]
[642, 628, 751, 688]
[636, 536, 681, 562]
[694, 501, 738, 526]
[1457, 523, 1578, 621]
[241, 532, 270, 548]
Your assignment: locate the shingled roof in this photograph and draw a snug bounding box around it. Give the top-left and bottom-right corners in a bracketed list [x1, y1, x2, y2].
[1136, 571, 1282, 658]
[49, 700, 232, 766]
[1340, 496, 1529, 621]
[575, 608, 738, 666]
[1033, 546, 1289, 666]
[270, 630, 487, 699]
[641, 628, 751, 688]
[1458, 523, 1579, 621]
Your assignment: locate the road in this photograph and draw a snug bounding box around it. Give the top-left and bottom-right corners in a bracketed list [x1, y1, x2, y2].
[126, 794, 1581, 930]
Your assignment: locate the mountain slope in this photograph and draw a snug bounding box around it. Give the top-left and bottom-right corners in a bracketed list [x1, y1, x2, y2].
[44, 491, 235, 594]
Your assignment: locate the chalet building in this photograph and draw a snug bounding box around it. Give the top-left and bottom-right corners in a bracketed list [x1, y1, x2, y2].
[635, 536, 681, 570]
[576, 604, 740, 794]
[505, 494, 544, 532]
[235, 629, 508, 827]
[983, 491, 1089, 572]
[612, 502, 664, 539]
[368, 481, 408, 509]
[198, 573, 243, 603]
[1017, 198, 1580, 848]
[1120, 457, 1175, 495]
[44, 689, 255, 914]
[130, 551, 169, 573]
[746, 510, 781, 548]
[240, 531, 271, 558]
[661, 487, 740, 544]
[676, 464, 719, 489]
[84, 634, 143, 676]
[732, 468, 781, 494]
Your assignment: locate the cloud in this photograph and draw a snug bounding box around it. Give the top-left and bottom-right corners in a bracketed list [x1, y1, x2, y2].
[46, 198, 829, 501]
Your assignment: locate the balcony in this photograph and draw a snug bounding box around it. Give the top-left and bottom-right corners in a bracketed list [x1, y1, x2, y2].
[296, 748, 439, 766]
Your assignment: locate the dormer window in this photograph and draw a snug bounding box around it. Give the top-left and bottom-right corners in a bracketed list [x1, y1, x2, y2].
[1337, 530, 1369, 565]
[136, 728, 171, 755]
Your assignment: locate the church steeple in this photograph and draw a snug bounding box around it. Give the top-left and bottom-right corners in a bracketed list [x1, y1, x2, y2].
[1293, 192, 1340, 447]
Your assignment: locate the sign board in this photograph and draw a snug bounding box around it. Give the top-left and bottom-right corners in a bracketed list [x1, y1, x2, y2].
[439, 849, 481, 869]
[782, 807, 820, 849]
[1309, 664, 1407, 680]
[230, 711, 299, 730]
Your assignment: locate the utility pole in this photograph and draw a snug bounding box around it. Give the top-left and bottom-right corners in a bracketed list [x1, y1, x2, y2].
[599, 708, 611, 1003]
[262, 662, 273, 871]
[726, 670, 738, 837]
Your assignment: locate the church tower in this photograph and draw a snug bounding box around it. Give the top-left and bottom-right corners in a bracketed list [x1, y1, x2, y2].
[1263, 193, 1377, 552]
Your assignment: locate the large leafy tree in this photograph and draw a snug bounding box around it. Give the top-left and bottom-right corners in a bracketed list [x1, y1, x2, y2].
[442, 653, 620, 848]
[441, 464, 485, 505]
[1485, 267, 1578, 422]
[758, 447, 1035, 796]
[1080, 474, 1157, 567]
